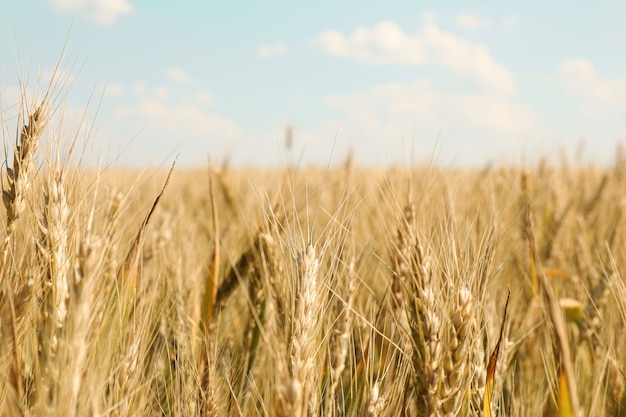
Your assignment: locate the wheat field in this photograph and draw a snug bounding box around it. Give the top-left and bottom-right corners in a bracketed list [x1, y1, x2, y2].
[1, 83, 625, 417]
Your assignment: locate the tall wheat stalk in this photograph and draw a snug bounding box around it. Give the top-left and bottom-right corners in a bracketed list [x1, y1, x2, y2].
[1, 103, 46, 285]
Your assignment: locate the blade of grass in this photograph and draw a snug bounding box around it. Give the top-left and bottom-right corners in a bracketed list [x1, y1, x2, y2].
[200, 169, 220, 335]
[484, 289, 510, 417]
[537, 268, 580, 417]
[557, 367, 573, 417]
[118, 158, 176, 301]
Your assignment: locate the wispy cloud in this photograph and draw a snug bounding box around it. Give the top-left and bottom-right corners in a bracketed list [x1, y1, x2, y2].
[257, 43, 286, 58]
[315, 18, 516, 96]
[327, 80, 539, 137]
[166, 68, 191, 84]
[560, 58, 626, 105]
[456, 13, 484, 30]
[132, 83, 146, 95]
[110, 75, 241, 165]
[104, 83, 125, 96]
[194, 91, 214, 106]
[47, 0, 133, 24]
[501, 15, 520, 29]
[153, 87, 169, 101]
[132, 98, 240, 138]
[323, 80, 544, 165]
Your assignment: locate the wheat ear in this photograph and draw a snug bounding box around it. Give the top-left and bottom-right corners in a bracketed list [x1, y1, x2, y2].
[0, 104, 46, 287]
[438, 285, 474, 416]
[398, 207, 441, 416]
[34, 165, 71, 413]
[361, 382, 386, 417]
[280, 244, 321, 417]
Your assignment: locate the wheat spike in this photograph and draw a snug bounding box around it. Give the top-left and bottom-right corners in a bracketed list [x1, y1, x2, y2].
[289, 243, 321, 417]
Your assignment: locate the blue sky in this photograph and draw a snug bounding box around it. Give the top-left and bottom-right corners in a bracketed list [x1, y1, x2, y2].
[1, 1, 625, 168]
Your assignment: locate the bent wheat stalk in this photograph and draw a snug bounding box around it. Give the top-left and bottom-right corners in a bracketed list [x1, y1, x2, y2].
[118, 158, 176, 303]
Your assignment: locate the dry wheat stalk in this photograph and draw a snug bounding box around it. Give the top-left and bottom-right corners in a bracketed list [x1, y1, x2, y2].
[212, 234, 257, 320]
[201, 169, 220, 336]
[325, 259, 356, 416]
[59, 233, 100, 416]
[0, 102, 47, 413]
[579, 272, 610, 353]
[582, 174, 609, 217]
[0, 103, 46, 289]
[198, 170, 221, 415]
[605, 354, 625, 417]
[237, 233, 276, 408]
[538, 267, 581, 416]
[390, 203, 414, 326]
[100, 191, 123, 276]
[2, 105, 45, 226]
[520, 171, 539, 293]
[438, 285, 474, 416]
[215, 168, 239, 218]
[275, 376, 303, 417]
[46, 171, 70, 329]
[38, 168, 71, 328]
[470, 333, 487, 414]
[400, 217, 441, 416]
[33, 166, 71, 414]
[289, 243, 321, 417]
[470, 227, 496, 414]
[118, 160, 175, 304]
[361, 382, 386, 417]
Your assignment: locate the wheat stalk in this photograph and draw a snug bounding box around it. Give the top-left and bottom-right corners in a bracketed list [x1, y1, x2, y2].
[326, 259, 356, 416]
[361, 382, 386, 417]
[33, 165, 71, 414]
[287, 243, 322, 417]
[438, 285, 474, 416]
[0, 103, 46, 287]
[60, 232, 99, 416]
[397, 207, 441, 416]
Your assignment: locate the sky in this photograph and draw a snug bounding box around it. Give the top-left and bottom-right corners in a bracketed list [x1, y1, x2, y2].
[1, 1, 626, 168]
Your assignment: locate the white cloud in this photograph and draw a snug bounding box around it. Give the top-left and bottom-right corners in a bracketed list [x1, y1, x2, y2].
[323, 79, 543, 165]
[538, 75, 552, 86]
[166, 68, 191, 84]
[111, 92, 242, 166]
[328, 79, 539, 135]
[456, 13, 484, 30]
[559, 58, 626, 105]
[134, 98, 240, 137]
[315, 20, 516, 96]
[114, 87, 239, 143]
[501, 15, 520, 29]
[316, 22, 422, 65]
[113, 105, 133, 118]
[103, 68, 243, 165]
[257, 43, 286, 58]
[133, 83, 146, 95]
[177, 91, 214, 108]
[47, 0, 133, 24]
[195, 91, 214, 106]
[104, 83, 125, 96]
[153, 87, 169, 101]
